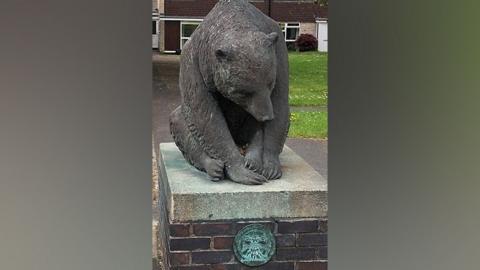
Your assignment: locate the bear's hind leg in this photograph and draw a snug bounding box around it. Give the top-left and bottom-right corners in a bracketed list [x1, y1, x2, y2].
[169, 106, 225, 181]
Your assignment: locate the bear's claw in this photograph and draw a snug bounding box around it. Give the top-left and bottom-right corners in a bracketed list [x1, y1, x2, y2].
[245, 149, 263, 174]
[226, 164, 268, 185]
[262, 155, 282, 180]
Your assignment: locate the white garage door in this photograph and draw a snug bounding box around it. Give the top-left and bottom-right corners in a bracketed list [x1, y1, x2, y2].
[317, 21, 328, 52]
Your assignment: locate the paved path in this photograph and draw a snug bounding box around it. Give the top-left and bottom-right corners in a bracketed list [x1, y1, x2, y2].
[152, 53, 327, 178]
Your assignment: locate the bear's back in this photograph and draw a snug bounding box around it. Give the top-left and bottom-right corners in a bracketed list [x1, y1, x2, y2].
[184, 0, 279, 54]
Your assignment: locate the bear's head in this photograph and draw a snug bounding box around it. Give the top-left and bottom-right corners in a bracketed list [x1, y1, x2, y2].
[212, 31, 279, 122]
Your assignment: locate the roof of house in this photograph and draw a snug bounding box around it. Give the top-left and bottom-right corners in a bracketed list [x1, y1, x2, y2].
[164, 0, 328, 23]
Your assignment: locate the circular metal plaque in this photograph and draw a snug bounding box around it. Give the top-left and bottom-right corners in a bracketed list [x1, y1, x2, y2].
[233, 224, 276, 267]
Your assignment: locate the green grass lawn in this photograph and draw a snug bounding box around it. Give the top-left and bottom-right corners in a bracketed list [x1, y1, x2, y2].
[288, 111, 328, 139]
[289, 51, 328, 106]
[287, 51, 328, 139]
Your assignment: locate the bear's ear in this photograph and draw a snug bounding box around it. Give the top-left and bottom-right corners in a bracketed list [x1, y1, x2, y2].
[266, 32, 279, 46]
[215, 49, 229, 60]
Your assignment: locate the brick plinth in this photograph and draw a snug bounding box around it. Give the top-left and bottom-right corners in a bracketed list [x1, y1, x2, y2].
[158, 143, 328, 270]
[167, 218, 328, 270]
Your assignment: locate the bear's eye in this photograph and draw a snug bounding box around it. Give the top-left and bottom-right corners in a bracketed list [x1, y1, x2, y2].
[215, 49, 231, 61]
[215, 49, 226, 58]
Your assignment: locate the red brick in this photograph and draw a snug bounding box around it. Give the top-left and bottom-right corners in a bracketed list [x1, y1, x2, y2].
[258, 261, 295, 270]
[316, 246, 328, 259]
[276, 234, 296, 247]
[169, 252, 190, 266]
[170, 237, 211, 251]
[172, 266, 210, 270]
[297, 233, 328, 247]
[235, 221, 275, 233]
[210, 264, 241, 270]
[318, 219, 328, 233]
[296, 261, 328, 270]
[170, 224, 191, 237]
[213, 236, 234, 249]
[209, 261, 294, 270]
[193, 223, 234, 236]
[276, 247, 317, 261]
[278, 220, 318, 233]
[212, 262, 294, 270]
[191, 250, 233, 264]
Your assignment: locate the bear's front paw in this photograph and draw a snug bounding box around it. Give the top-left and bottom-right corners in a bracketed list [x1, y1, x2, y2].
[226, 164, 268, 185]
[244, 149, 263, 174]
[262, 154, 282, 180]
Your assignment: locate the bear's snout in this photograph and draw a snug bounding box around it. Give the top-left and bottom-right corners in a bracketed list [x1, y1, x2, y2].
[246, 96, 274, 122]
[257, 113, 274, 122]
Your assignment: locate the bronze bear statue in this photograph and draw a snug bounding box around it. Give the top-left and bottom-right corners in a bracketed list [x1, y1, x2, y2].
[170, 0, 290, 185]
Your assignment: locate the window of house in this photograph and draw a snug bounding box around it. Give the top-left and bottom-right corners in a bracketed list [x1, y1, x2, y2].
[181, 22, 200, 49]
[279, 22, 300, 49]
[152, 20, 157, 35]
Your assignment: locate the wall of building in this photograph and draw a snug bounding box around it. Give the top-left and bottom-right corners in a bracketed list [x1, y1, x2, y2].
[159, 0, 328, 52]
[164, 0, 327, 23]
[158, 0, 164, 13]
[300, 23, 316, 37]
[158, 0, 164, 51]
[152, 0, 163, 50]
[159, 22, 165, 51]
[270, 2, 327, 23]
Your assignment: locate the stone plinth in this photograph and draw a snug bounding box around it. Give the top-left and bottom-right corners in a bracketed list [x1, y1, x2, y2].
[157, 143, 328, 270]
[159, 143, 327, 223]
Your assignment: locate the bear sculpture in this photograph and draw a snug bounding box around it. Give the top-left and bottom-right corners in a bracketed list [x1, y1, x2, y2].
[169, 0, 290, 185]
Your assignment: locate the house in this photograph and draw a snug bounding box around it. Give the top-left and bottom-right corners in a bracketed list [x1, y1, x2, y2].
[152, 0, 163, 49]
[153, 0, 328, 53]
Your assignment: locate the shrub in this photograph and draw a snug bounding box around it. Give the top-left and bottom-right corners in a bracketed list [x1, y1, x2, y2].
[295, 34, 318, 52]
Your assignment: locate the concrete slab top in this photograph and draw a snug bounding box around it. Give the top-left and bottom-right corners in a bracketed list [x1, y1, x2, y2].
[159, 142, 328, 222]
[160, 143, 327, 194]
